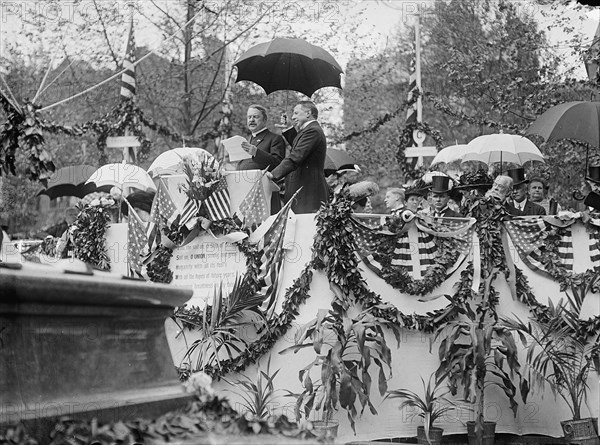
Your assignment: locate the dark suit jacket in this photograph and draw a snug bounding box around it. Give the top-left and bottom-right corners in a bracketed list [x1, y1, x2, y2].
[237, 129, 285, 172]
[432, 207, 462, 218]
[271, 122, 330, 213]
[506, 200, 547, 216]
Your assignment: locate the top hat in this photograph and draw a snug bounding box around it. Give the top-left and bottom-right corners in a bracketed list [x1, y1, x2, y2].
[506, 167, 528, 186]
[584, 191, 600, 212]
[430, 175, 452, 194]
[586, 166, 600, 184]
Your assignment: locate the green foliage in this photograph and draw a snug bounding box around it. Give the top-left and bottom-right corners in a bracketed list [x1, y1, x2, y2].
[71, 203, 112, 270]
[146, 245, 174, 283]
[385, 373, 455, 435]
[223, 356, 281, 420]
[503, 283, 600, 420]
[181, 276, 266, 373]
[280, 307, 400, 434]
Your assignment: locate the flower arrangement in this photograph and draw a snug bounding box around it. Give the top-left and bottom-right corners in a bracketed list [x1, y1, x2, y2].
[180, 156, 222, 202]
[71, 197, 116, 270]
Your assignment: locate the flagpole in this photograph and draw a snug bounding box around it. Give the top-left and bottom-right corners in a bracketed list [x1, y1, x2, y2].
[415, 14, 422, 138]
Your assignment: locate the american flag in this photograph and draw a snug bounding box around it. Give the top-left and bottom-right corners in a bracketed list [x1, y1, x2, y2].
[235, 171, 269, 230]
[351, 215, 475, 279]
[204, 178, 230, 221]
[179, 199, 200, 230]
[504, 218, 573, 273]
[148, 179, 178, 248]
[255, 189, 299, 316]
[405, 25, 418, 148]
[120, 16, 136, 100]
[126, 202, 148, 277]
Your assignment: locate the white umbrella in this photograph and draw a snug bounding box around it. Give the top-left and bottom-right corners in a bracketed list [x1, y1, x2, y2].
[431, 144, 469, 166]
[86, 163, 156, 192]
[147, 147, 216, 178]
[462, 133, 544, 165]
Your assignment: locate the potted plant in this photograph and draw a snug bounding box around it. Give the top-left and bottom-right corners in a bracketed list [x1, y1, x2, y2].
[433, 272, 525, 445]
[503, 282, 600, 444]
[384, 372, 455, 445]
[280, 306, 400, 438]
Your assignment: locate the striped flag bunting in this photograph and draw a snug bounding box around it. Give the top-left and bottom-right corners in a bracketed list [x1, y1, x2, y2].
[120, 16, 136, 100]
[148, 179, 178, 248]
[204, 178, 231, 221]
[351, 215, 475, 279]
[126, 202, 148, 277]
[235, 170, 269, 230]
[255, 189, 300, 316]
[589, 220, 600, 264]
[504, 218, 573, 274]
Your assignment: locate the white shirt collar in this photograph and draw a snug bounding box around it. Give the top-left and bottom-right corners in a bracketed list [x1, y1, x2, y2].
[514, 198, 527, 210]
[301, 119, 317, 130]
[251, 127, 268, 138]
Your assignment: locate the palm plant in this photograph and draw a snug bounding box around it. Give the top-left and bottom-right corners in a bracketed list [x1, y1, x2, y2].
[223, 355, 280, 420]
[180, 276, 266, 372]
[384, 373, 455, 445]
[502, 285, 600, 422]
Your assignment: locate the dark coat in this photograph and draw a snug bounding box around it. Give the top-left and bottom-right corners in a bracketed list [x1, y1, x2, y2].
[271, 122, 330, 213]
[432, 207, 462, 218]
[237, 129, 285, 172]
[506, 200, 547, 216]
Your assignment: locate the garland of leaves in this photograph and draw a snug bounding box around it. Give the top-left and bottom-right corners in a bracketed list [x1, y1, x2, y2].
[375, 233, 462, 296]
[312, 195, 465, 332]
[147, 246, 174, 283]
[396, 119, 444, 169]
[426, 93, 523, 132]
[71, 202, 113, 271]
[0, 97, 55, 183]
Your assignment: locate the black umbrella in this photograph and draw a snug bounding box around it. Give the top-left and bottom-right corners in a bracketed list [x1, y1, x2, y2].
[324, 148, 357, 174]
[233, 38, 343, 97]
[37, 165, 107, 200]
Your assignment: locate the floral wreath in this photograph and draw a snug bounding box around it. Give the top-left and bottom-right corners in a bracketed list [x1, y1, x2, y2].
[396, 120, 444, 169]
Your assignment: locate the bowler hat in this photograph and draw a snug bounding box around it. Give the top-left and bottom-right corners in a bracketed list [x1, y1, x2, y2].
[586, 166, 600, 185]
[506, 167, 528, 186]
[584, 191, 600, 212]
[430, 175, 452, 194]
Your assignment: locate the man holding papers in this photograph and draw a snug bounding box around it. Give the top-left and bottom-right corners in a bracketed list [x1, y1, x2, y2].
[267, 101, 329, 214]
[238, 104, 285, 171]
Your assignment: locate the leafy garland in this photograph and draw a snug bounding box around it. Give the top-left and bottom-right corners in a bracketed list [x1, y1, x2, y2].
[146, 246, 174, 283]
[374, 231, 462, 296]
[71, 200, 114, 271]
[396, 119, 444, 169]
[0, 97, 55, 183]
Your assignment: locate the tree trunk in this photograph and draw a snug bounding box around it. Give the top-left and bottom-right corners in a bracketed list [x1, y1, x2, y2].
[475, 364, 486, 444]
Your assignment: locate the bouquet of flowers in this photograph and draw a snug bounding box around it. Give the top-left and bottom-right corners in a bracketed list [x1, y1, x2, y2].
[180, 156, 222, 202]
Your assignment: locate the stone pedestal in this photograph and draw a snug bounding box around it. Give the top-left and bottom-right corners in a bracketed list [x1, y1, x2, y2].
[0, 261, 193, 442]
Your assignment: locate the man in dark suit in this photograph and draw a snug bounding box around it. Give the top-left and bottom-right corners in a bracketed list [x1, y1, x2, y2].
[267, 101, 329, 214]
[505, 167, 546, 216]
[428, 176, 462, 217]
[239, 104, 285, 171]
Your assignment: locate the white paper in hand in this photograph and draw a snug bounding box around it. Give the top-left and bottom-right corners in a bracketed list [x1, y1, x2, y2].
[222, 135, 251, 162]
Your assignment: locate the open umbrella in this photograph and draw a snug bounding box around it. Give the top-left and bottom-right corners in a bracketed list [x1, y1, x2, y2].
[431, 144, 469, 166]
[324, 148, 357, 174]
[147, 147, 216, 178]
[86, 163, 156, 192]
[37, 165, 100, 200]
[525, 101, 600, 148]
[462, 133, 544, 165]
[233, 38, 343, 97]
